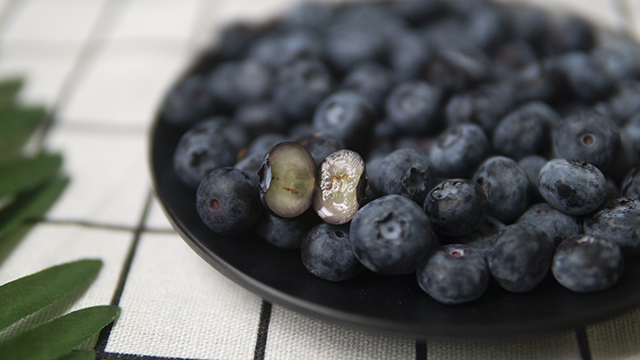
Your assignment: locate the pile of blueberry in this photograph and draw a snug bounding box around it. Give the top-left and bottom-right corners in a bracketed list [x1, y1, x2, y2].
[164, 0, 640, 305]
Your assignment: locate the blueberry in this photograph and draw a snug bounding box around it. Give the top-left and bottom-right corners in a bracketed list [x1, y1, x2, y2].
[173, 120, 236, 188]
[350, 195, 436, 275]
[248, 30, 324, 69]
[487, 223, 554, 293]
[273, 59, 333, 122]
[312, 91, 376, 152]
[550, 51, 615, 102]
[541, 14, 594, 56]
[592, 42, 640, 82]
[280, 2, 334, 32]
[294, 132, 345, 168]
[162, 74, 214, 127]
[583, 198, 640, 257]
[387, 29, 431, 82]
[423, 47, 492, 94]
[552, 234, 623, 293]
[301, 223, 364, 281]
[473, 156, 530, 223]
[234, 152, 263, 184]
[622, 167, 640, 200]
[465, 2, 509, 51]
[538, 158, 607, 216]
[513, 61, 566, 104]
[423, 179, 488, 237]
[492, 102, 558, 160]
[385, 81, 443, 136]
[372, 149, 437, 206]
[341, 61, 393, 110]
[445, 81, 516, 134]
[518, 155, 548, 200]
[245, 133, 288, 158]
[258, 142, 317, 218]
[313, 149, 367, 225]
[517, 203, 583, 247]
[429, 123, 490, 179]
[597, 80, 640, 126]
[443, 216, 505, 259]
[416, 244, 489, 304]
[234, 101, 288, 137]
[390, 0, 446, 26]
[257, 209, 319, 250]
[552, 109, 620, 171]
[208, 59, 273, 110]
[607, 130, 640, 183]
[196, 168, 263, 235]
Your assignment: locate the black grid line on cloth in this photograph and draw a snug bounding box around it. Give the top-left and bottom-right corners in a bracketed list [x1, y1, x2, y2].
[254, 300, 273, 360]
[576, 327, 592, 360]
[25, 217, 176, 235]
[415, 340, 427, 360]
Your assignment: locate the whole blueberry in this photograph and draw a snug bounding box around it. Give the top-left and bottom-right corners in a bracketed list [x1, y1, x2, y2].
[208, 59, 273, 110]
[552, 109, 620, 172]
[416, 244, 489, 304]
[550, 51, 615, 102]
[488, 223, 554, 293]
[445, 216, 505, 259]
[257, 210, 319, 250]
[423, 47, 492, 94]
[583, 198, 640, 257]
[341, 61, 393, 110]
[196, 168, 263, 235]
[592, 42, 640, 82]
[248, 30, 324, 69]
[301, 223, 364, 281]
[387, 29, 432, 82]
[552, 234, 623, 293]
[312, 91, 376, 152]
[597, 80, 640, 126]
[472, 156, 531, 223]
[162, 74, 215, 127]
[423, 179, 488, 237]
[273, 59, 332, 122]
[350, 195, 436, 275]
[429, 123, 490, 179]
[538, 158, 607, 216]
[518, 155, 548, 200]
[373, 149, 437, 205]
[385, 81, 443, 135]
[234, 152, 263, 185]
[234, 101, 288, 137]
[622, 167, 640, 200]
[517, 203, 583, 247]
[173, 121, 236, 188]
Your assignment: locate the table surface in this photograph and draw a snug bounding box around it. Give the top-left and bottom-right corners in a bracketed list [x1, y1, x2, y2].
[0, 0, 640, 359]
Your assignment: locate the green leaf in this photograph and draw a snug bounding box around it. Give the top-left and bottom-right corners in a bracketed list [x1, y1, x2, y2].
[55, 350, 95, 360]
[0, 305, 120, 360]
[0, 176, 69, 239]
[0, 153, 63, 200]
[0, 105, 47, 161]
[0, 77, 24, 107]
[0, 259, 103, 331]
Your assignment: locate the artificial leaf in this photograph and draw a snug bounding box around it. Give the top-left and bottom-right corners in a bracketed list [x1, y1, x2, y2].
[0, 153, 63, 200]
[0, 259, 103, 331]
[55, 350, 95, 360]
[0, 305, 120, 360]
[0, 176, 69, 239]
[0, 105, 48, 161]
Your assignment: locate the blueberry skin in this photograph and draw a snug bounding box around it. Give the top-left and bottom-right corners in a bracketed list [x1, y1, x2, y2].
[245, 133, 288, 158]
[429, 123, 490, 179]
[622, 167, 640, 200]
[552, 109, 620, 172]
[161, 74, 214, 128]
[234, 152, 263, 185]
[592, 42, 640, 82]
[583, 198, 640, 258]
[173, 121, 236, 188]
[472, 156, 531, 223]
[373, 149, 437, 206]
[350, 195, 436, 275]
[301, 223, 364, 281]
[492, 102, 558, 161]
[208, 59, 273, 110]
[273, 59, 332, 122]
[552, 234, 623, 293]
[417, 244, 489, 305]
[294, 132, 345, 168]
[517, 203, 583, 247]
[538, 158, 607, 216]
[341, 61, 392, 110]
[196, 168, 263, 235]
[385, 81, 443, 135]
[234, 101, 288, 137]
[312, 91, 376, 152]
[551, 51, 615, 102]
[257, 209, 319, 250]
[488, 223, 554, 293]
[423, 179, 488, 237]
[518, 155, 548, 200]
[441, 216, 505, 260]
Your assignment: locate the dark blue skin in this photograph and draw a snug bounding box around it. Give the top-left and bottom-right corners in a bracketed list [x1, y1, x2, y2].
[207, 59, 273, 110]
[341, 62, 392, 111]
[517, 203, 583, 247]
[472, 156, 531, 223]
[549, 51, 614, 102]
[551, 109, 620, 172]
[245, 133, 287, 158]
[301, 223, 364, 282]
[416, 244, 489, 305]
[257, 209, 319, 250]
[552, 234, 624, 293]
[423, 179, 489, 237]
[234, 101, 288, 137]
[538, 158, 607, 216]
[445, 81, 516, 135]
[162, 74, 215, 128]
[596, 80, 640, 126]
[492, 102, 559, 161]
[513, 61, 566, 105]
[429, 123, 490, 179]
[234, 153, 264, 185]
[622, 167, 640, 200]
[350, 195, 436, 275]
[423, 47, 492, 95]
[518, 155, 548, 201]
[539, 14, 594, 56]
[372, 149, 437, 206]
[196, 168, 263, 235]
[584, 198, 640, 258]
[248, 30, 324, 69]
[387, 29, 431, 82]
[444, 216, 505, 260]
[487, 223, 554, 293]
[385, 81, 443, 136]
[592, 42, 640, 82]
[173, 121, 236, 188]
[273, 59, 332, 123]
[294, 132, 345, 168]
[312, 91, 376, 153]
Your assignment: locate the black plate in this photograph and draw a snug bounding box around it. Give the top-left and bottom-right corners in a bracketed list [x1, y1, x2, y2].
[150, 111, 640, 340]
